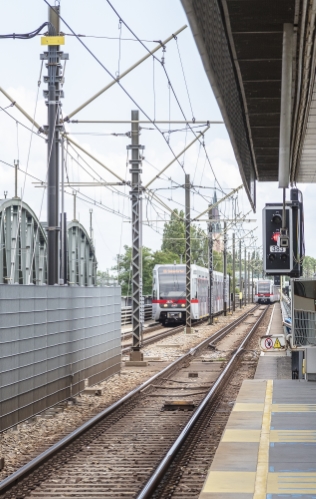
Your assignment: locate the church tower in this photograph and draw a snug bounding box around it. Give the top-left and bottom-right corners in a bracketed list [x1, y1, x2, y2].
[211, 190, 223, 252]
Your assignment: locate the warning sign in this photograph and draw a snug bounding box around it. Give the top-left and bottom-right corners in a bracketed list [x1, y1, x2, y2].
[264, 337, 273, 349]
[274, 337, 281, 349]
[260, 334, 286, 352]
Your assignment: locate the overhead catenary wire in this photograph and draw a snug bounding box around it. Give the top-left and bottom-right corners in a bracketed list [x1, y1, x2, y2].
[1, 7, 254, 266]
[46, 2, 223, 197]
[104, 0, 225, 193]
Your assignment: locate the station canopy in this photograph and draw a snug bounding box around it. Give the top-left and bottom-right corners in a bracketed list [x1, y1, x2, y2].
[181, 0, 316, 210]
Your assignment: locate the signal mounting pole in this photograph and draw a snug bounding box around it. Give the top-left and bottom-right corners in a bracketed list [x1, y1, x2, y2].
[223, 222, 227, 316]
[128, 110, 145, 360]
[185, 174, 191, 334]
[208, 204, 213, 325]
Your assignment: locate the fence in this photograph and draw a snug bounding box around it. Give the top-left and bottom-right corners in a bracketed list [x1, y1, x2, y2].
[0, 285, 121, 432]
[121, 304, 152, 326]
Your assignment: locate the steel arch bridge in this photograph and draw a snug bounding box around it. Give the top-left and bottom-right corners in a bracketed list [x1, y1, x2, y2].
[0, 198, 47, 285]
[0, 198, 97, 286]
[67, 220, 97, 286]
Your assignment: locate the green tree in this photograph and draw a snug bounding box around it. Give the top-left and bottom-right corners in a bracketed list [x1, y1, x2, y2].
[113, 246, 180, 295]
[161, 209, 185, 257]
[302, 256, 316, 277]
[96, 269, 116, 286]
[161, 209, 209, 266]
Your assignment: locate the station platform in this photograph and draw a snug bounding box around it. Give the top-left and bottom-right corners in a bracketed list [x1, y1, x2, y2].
[199, 379, 316, 498]
[199, 304, 316, 498]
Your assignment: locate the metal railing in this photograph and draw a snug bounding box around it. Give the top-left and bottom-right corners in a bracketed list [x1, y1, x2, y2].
[121, 304, 152, 326]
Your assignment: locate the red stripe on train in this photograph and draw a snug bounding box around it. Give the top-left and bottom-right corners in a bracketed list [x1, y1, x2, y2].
[152, 299, 199, 304]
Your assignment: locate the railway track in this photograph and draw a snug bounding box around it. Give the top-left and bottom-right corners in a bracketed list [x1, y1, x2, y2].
[122, 310, 225, 353]
[0, 305, 268, 499]
[121, 323, 183, 354]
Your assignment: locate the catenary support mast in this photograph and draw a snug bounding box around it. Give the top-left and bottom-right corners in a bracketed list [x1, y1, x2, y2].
[129, 110, 144, 359]
[45, 5, 62, 285]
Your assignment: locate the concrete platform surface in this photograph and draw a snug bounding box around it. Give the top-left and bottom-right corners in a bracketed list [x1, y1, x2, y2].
[199, 379, 316, 498]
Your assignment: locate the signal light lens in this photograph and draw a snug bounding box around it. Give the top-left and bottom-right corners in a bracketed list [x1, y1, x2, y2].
[268, 254, 276, 262]
[271, 232, 279, 243]
[272, 214, 282, 224]
[280, 254, 288, 262]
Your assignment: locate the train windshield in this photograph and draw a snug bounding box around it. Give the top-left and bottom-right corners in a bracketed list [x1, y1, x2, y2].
[158, 267, 185, 299]
[258, 282, 271, 293]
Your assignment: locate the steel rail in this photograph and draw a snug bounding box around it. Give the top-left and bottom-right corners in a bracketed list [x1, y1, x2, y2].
[0, 305, 258, 495]
[122, 309, 229, 353]
[136, 305, 268, 499]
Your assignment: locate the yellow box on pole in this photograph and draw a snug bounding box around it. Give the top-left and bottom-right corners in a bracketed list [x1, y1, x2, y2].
[41, 36, 65, 46]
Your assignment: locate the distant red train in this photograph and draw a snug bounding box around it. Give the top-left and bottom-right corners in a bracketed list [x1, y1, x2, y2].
[254, 279, 279, 304]
[152, 264, 226, 326]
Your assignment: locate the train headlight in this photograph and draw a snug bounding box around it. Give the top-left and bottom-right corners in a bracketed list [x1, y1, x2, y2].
[163, 304, 168, 308]
[181, 304, 185, 308]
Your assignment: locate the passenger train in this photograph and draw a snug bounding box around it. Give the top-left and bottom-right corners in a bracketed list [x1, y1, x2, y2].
[254, 279, 280, 304]
[152, 264, 226, 325]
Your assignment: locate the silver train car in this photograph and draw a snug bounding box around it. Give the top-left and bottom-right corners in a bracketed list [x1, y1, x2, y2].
[254, 279, 280, 304]
[152, 264, 225, 325]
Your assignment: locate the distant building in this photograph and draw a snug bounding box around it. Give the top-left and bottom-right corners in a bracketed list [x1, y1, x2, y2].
[210, 191, 223, 252]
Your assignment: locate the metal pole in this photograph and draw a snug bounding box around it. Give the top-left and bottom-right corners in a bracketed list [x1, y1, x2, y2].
[60, 136, 65, 284]
[208, 204, 213, 325]
[232, 232, 235, 312]
[248, 252, 250, 305]
[185, 174, 191, 334]
[278, 23, 293, 188]
[89, 209, 94, 243]
[251, 263, 254, 303]
[129, 110, 144, 359]
[244, 246, 247, 305]
[239, 240, 242, 308]
[46, 4, 61, 285]
[14, 160, 19, 198]
[229, 274, 231, 312]
[223, 222, 227, 316]
[73, 192, 77, 221]
[63, 212, 67, 284]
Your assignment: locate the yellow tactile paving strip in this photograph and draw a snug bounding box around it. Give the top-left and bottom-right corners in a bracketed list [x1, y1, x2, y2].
[253, 379, 272, 499]
[272, 404, 316, 412]
[222, 429, 316, 443]
[267, 472, 316, 494]
[198, 380, 316, 498]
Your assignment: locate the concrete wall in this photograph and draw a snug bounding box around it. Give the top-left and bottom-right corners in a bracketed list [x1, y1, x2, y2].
[0, 285, 121, 432]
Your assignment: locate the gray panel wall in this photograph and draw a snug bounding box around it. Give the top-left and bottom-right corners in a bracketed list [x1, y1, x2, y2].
[0, 285, 121, 432]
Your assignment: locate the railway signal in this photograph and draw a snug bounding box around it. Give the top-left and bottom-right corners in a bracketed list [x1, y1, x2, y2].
[263, 189, 304, 277]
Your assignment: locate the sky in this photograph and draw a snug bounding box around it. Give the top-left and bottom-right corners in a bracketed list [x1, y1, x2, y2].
[0, 0, 315, 273]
